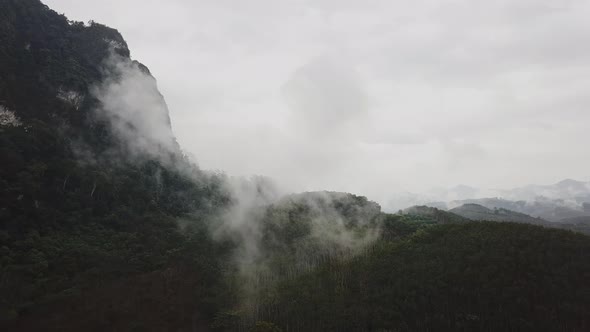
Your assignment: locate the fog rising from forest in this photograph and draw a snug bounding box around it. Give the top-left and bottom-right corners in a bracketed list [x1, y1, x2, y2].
[45, 0, 590, 208]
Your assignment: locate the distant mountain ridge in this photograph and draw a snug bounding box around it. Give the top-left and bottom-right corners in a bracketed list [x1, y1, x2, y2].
[402, 205, 470, 224]
[449, 203, 546, 225]
[501, 179, 590, 203]
[449, 197, 590, 222]
[386, 179, 590, 224]
[402, 202, 590, 235]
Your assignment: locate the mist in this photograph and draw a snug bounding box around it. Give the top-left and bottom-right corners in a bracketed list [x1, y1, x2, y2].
[91, 51, 180, 164]
[4, 1, 590, 330]
[45, 0, 590, 209]
[88, 50, 385, 314]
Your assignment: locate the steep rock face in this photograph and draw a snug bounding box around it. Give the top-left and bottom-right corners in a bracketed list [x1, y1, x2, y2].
[0, 0, 178, 159]
[0, 0, 203, 228]
[0, 0, 128, 118]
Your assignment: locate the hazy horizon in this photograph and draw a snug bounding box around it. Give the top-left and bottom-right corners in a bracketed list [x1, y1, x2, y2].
[44, 0, 590, 203]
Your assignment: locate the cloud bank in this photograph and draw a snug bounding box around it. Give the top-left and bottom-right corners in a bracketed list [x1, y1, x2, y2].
[46, 0, 590, 209]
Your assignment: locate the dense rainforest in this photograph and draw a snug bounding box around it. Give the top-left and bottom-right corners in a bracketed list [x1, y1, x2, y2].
[1, 1, 589, 331]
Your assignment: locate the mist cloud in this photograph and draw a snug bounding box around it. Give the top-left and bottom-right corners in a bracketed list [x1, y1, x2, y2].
[91, 52, 179, 163]
[46, 0, 590, 208]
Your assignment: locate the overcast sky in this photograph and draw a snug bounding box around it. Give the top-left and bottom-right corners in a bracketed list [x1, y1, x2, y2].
[45, 0, 590, 205]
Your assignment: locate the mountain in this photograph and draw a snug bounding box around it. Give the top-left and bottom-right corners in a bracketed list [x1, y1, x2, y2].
[449, 197, 590, 222]
[402, 205, 471, 224]
[446, 203, 590, 235]
[0, 0, 231, 327]
[0, 0, 182, 159]
[387, 179, 590, 218]
[560, 216, 590, 223]
[501, 179, 590, 203]
[446, 179, 590, 221]
[554, 216, 590, 235]
[2, 1, 590, 331]
[449, 203, 546, 225]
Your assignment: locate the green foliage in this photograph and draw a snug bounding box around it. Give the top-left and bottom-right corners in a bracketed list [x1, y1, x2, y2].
[402, 205, 471, 224]
[450, 203, 546, 224]
[260, 222, 590, 331]
[251, 321, 282, 332]
[211, 310, 244, 331]
[0, 0, 232, 327]
[2, 2, 590, 332]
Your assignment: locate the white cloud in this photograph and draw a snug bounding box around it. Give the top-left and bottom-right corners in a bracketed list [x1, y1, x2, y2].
[91, 53, 179, 162]
[45, 0, 590, 205]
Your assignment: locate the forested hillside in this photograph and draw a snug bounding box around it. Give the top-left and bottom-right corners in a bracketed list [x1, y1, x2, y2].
[1, 1, 590, 331]
[261, 222, 590, 332]
[402, 205, 470, 224]
[0, 0, 231, 326]
[448, 204, 590, 235]
[449, 203, 546, 224]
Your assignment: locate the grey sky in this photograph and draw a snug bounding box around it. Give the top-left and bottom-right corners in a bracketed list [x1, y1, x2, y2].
[45, 0, 590, 206]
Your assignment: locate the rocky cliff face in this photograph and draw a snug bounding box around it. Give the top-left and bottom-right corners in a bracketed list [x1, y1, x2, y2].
[0, 0, 179, 162]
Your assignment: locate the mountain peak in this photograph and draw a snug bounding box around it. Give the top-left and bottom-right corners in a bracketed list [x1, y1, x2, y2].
[0, 0, 180, 164]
